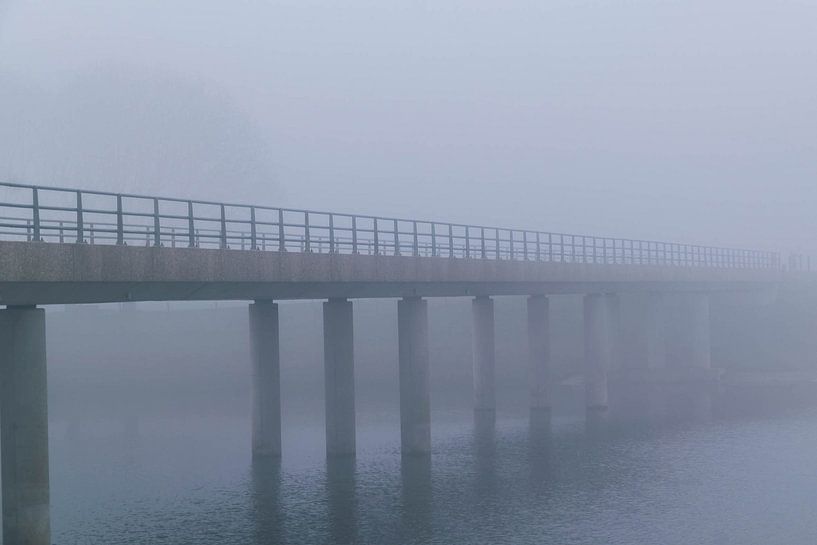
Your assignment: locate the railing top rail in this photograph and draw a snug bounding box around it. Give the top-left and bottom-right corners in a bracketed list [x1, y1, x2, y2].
[0, 181, 778, 259]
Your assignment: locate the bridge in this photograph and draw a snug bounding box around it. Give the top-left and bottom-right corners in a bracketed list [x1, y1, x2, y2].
[0, 181, 793, 544]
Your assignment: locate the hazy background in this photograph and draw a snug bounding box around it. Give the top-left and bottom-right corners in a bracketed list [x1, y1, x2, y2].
[1, 0, 815, 254]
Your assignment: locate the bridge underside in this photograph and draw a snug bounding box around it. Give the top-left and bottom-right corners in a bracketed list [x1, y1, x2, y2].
[0, 241, 780, 305]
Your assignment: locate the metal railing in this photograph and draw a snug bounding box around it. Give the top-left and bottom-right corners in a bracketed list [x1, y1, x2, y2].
[0, 182, 780, 269]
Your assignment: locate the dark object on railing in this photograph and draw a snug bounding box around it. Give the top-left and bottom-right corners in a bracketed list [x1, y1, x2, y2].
[0, 181, 779, 269]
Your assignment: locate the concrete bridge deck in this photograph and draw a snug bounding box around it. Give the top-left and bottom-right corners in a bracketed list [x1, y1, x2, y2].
[0, 240, 783, 305]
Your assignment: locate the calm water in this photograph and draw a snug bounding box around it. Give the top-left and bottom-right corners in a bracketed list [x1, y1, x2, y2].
[50, 408, 817, 545]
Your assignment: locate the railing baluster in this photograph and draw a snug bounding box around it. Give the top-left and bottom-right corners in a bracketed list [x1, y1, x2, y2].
[188, 201, 195, 247]
[413, 221, 419, 257]
[509, 230, 515, 260]
[465, 226, 470, 258]
[352, 216, 358, 254]
[481, 227, 486, 259]
[495, 228, 500, 260]
[329, 214, 335, 254]
[250, 207, 257, 250]
[76, 191, 84, 243]
[278, 209, 285, 252]
[522, 231, 527, 261]
[448, 224, 454, 258]
[431, 223, 437, 257]
[535, 232, 540, 261]
[304, 212, 310, 252]
[374, 218, 379, 256]
[117, 195, 124, 245]
[32, 188, 40, 241]
[394, 219, 399, 256]
[220, 204, 228, 249]
[154, 198, 161, 247]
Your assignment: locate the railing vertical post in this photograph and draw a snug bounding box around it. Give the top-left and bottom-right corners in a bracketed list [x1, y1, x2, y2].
[535, 232, 540, 261]
[465, 226, 470, 258]
[90, 223, 95, 245]
[431, 223, 437, 257]
[560, 235, 565, 262]
[304, 212, 311, 252]
[187, 201, 195, 247]
[448, 224, 454, 258]
[495, 228, 500, 260]
[522, 231, 527, 260]
[59, 221, 64, 244]
[116, 195, 124, 245]
[582, 236, 587, 264]
[481, 227, 486, 259]
[352, 216, 358, 254]
[394, 219, 400, 256]
[250, 207, 257, 250]
[32, 187, 40, 241]
[548, 233, 553, 262]
[76, 191, 84, 243]
[171, 228, 176, 248]
[373, 218, 379, 255]
[509, 230, 515, 260]
[220, 204, 228, 249]
[278, 209, 285, 252]
[153, 198, 161, 247]
[413, 221, 418, 256]
[329, 214, 335, 253]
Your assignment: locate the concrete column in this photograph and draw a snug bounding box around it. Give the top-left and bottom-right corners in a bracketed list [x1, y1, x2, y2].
[527, 295, 551, 413]
[618, 292, 665, 370]
[584, 294, 616, 413]
[0, 306, 51, 545]
[398, 297, 431, 455]
[323, 298, 356, 456]
[250, 300, 281, 458]
[472, 296, 495, 414]
[665, 293, 711, 369]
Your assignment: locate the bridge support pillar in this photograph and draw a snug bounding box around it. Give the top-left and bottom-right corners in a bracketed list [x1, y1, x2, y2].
[250, 300, 282, 458]
[472, 296, 495, 418]
[398, 297, 431, 455]
[665, 293, 711, 369]
[0, 305, 51, 545]
[618, 293, 665, 370]
[584, 294, 616, 416]
[527, 295, 551, 424]
[323, 298, 356, 456]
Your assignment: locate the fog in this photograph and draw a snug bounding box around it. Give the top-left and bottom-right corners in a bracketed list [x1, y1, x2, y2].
[3, 2, 817, 544]
[2, 0, 816, 252]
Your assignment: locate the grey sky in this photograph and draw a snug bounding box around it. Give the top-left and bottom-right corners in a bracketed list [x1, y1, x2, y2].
[1, 0, 814, 253]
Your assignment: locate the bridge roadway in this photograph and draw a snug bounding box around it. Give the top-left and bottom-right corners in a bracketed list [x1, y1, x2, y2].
[0, 182, 789, 544]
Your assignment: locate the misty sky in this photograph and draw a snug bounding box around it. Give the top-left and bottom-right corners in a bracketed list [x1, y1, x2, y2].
[1, 0, 815, 253]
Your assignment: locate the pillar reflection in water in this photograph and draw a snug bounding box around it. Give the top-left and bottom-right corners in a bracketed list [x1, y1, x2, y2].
[400, 454, 433, 543]
[473, 409, 497, 497]
[528, 419, 554, 487]
[326, 456, 357, 545]
[251, 457, 284, 544]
